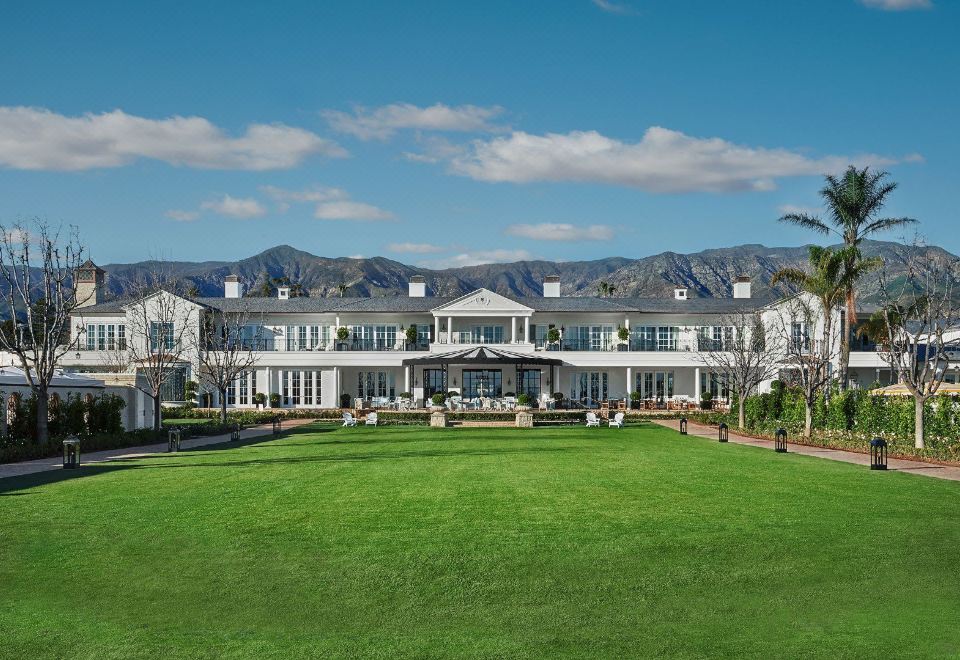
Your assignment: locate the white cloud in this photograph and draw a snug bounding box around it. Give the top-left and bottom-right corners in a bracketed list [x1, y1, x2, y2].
[323, 103, 506, 141]
[259, 184, 346, 203]
[201, 194, 267, 219]
[450, 127, 904, 193]
[402, 135, 466, 163]
[0, 106, 345, 171]
[592, 0, 638, 15]
[859, 0, 931, 10]
[165, 209, 200, 222]
[387, 242, 446, 254]
[314, 200, 394, 221]
[505, 223, 614, 242]
[421, 249, 535, 269]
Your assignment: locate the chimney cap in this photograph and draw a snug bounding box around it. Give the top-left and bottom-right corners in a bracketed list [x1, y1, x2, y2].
[224, 275, 240, 282]
[409, 275, 425, 283]
[735, 275, 751, 283]
[544, 275, 560, 283]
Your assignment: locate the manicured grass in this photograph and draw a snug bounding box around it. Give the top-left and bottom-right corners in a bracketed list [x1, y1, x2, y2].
[2, 423, 959, 658]
[161, 418, 217, 426]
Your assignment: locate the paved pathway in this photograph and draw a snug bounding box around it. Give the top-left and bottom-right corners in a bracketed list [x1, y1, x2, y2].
[653, 419, 960, 482]
[0, 418, 318, 480]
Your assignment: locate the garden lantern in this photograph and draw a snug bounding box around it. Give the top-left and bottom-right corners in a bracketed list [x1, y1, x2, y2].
[679, 417, 688, 435]
[718, 422, 729, 443]
[62, 436, 80, 469]
[167, 428, 181, 453]
[870, 437, 888, 471]
[231, 424, 241, 442]
[272, 416, 281, 436]
[775, 428, 787, 453]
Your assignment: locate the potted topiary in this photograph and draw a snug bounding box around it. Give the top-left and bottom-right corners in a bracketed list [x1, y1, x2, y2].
[630, 390, 642, 409]
[340, 393, 352, 409]
[405, 325, 419, 349]
[617, 326, 630, 351]
[700, 390, 713, 410]
[253, 392, 266, 410]
[430, 392, 447, 412]
[516, 393, 533, 411]
[546, 327, 561, 351]
[269, 392, 281, 408]
[336, 326, 351, 351]
[552, 392, 565, 409]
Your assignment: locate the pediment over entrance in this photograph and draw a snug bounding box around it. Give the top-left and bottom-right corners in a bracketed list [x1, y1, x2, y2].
[431, 288, 533, 316]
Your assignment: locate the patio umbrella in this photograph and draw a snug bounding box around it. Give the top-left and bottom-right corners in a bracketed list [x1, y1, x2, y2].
[869, 382, 960, 396]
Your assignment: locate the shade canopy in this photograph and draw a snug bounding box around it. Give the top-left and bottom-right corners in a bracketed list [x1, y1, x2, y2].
[869, 382, 960, 396]
[401, 346, 563, 367]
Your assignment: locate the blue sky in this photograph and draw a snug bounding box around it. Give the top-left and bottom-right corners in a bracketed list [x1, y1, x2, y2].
[0, 0, 955, 267]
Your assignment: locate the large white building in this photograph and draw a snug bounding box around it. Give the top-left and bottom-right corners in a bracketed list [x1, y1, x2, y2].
[61, 264, 899, 411]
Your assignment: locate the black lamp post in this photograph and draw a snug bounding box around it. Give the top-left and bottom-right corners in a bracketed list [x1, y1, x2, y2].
[775, 428, 787, 453]
[167, 428, 181, 453]
[870, 437, 888, 470]
[718, 422, 729, 443]
[272, 416, 282, 436]
[231, 423, 241, 442]
[679, 417, 688, 435]
[62, 436, 80, 469]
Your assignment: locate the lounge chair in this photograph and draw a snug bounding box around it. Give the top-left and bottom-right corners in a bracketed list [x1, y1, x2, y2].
[609, 412, 625, 429]
[585, 412, 600, 427]
[365, 412, 378, 426]
[342, 412, 357, 427]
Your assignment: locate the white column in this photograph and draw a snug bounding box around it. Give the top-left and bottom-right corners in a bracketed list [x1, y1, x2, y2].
[511, 316, 517, 344]
[625, 317, 630, 330]
[553, 365, 560, 396]
[434, 316, 440, 343]
[627, 367, 632, 398]
[334, 367, 340, 407]
[694, 367, 701, 403]
[447, 316, 453, 343]
[404, 366, 411, 393]
[524, 317, 530, 344]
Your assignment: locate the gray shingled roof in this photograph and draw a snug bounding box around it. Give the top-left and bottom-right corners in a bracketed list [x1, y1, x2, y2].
[613, 296, 775, 314]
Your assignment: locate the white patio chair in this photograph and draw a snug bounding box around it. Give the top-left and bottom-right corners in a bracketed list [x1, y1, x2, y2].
[609, 412, 625, 429]
[365, 412, 378, 426]
[585, 412, 600, 427]
[342, 412, 357, 427]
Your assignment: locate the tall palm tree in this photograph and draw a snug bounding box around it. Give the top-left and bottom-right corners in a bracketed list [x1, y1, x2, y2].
[596, 281, 616, 297]
[772, 246, 880, 436]
[779, 166, 917, 388]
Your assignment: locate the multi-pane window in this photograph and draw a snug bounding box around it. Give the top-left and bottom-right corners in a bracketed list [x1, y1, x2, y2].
[462, 369, 503, 398]
[85, 323, 126, 351]
[657, 327, 678, 351]
[517, 369, 541, 399]
[635, 371, 675, 401]
[564, 326, 614, 351]
[423, 369, 446, 398]
[285, 326, 329, 351]
[160, 366, 187, 402]
[281, 370, 321, 406]
[791, 322, 809, 353]
[150, 322, 175, 351]
[468, 325, 504, 344]
[356, 371, 396, 399]
[632, 326, 656, 351]
[569, 371, 608, 404]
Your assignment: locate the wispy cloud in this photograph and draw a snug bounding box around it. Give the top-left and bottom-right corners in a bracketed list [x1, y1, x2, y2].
[777, 204, 820, 217]
[387, 242, 446, 254]
[259, 184, 345, 203]
[0, 106, 345, 171]
[314, 200, 394, 221]
[450, 127, 907, 193]
[420, 248, 535, 269]
[262, 184, 395, 221]
[858, 0, 932, 10]
[200, 194, 267, 219]
[164, 209, 200, 222]
[323, 103, 506, 141]
[592, 0, 638, 15]
[505, 223, 614, 241]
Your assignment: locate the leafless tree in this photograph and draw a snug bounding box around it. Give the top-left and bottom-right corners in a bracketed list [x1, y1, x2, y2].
[773, 295, 841, 438]
[0, 220, 85, 442]
[697, 309, 784, 429]
[123, 267, 198, 432]
[192, 301, 263, 423]
[872, 241, 957, 449]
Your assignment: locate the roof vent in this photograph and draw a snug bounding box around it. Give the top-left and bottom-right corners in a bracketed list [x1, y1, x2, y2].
[543, 275, 560, 298]
[733, 276, 751, 299]
[277, 286, 290, 300]
[224, 275, 244, 299]
[674, 287, 688, 300]
[409, 275, 426, 298]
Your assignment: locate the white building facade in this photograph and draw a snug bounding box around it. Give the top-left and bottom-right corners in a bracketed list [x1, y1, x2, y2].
[61, 270, 899, 410]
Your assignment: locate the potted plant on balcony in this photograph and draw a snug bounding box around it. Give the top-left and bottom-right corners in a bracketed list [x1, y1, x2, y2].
[630, 390, 642, 409]
[546, 327, 561, 351]
[405, 325, 419, 350]
[336, 326, 350, 351]
[700, 390, 713, 410]
[253, 392, 266, 410]
[617, 326, 630, 351]
[269, 392, 281, 409]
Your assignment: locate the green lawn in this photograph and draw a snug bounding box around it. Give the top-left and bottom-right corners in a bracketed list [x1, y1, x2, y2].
[2, 423, 959, 659]
[161, 418, 218, 426]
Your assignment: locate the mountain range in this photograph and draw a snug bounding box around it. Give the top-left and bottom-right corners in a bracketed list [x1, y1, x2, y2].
[94, 240, 959, 303]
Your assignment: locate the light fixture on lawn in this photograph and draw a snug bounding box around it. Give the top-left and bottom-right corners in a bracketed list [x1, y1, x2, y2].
[62, 436, 80, 469]
[718, 422, 729, 443]
[870, 437, 888, 470]
[679, 417, 688, 435]
[775, 428, 787, 453]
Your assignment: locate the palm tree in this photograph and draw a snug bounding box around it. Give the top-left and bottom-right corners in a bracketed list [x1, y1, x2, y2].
[779, 166, 917, 388]
[772, 245, 880, 436]
[596, 281, 616, 297]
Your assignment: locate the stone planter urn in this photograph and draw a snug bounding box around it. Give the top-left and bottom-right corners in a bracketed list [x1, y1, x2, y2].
[430, 409, 449, 427]
[515, 406, 534, 428]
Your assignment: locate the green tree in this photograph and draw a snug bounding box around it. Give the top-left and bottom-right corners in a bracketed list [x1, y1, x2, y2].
[778, 166, 917, 388]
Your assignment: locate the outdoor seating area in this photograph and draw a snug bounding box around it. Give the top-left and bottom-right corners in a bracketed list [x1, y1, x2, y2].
[354, 394, 728, 414]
